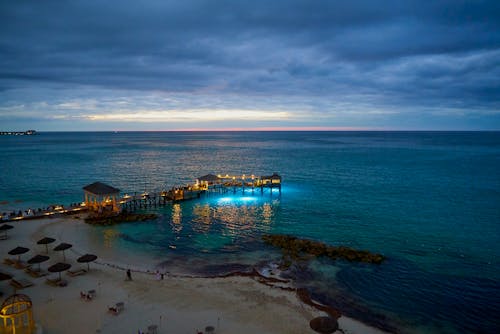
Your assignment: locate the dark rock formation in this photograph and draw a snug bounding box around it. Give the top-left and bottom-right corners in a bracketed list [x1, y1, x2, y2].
[85, 212, 158, 225]
[262, 234, 385, 265]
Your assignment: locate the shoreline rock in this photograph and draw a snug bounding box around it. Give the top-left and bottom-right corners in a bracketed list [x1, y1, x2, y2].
[262, 234, 385, 265]
[84, 212, 158, 225]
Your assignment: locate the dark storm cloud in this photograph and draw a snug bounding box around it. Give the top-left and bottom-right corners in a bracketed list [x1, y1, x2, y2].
[0, 0, 499, 129]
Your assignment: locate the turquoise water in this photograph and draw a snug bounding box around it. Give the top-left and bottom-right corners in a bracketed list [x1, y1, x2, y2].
[1, 131, 499, 333]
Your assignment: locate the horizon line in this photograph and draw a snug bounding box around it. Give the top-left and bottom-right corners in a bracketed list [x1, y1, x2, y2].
[20, 128, 500, 133]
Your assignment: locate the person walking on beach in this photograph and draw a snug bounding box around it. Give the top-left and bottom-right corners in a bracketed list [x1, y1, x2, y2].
[127, 269, 132, 281]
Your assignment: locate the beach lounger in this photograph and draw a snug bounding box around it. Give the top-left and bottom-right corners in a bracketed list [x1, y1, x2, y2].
[3, 258, 15, 266]
[13, 260, 28, 269]
[10, 278, 34, 289]
[4, 259, 28, 269]
[46, 278, 68, 287]
[25, 267, 48, 278]
[67, 268, 87, 277]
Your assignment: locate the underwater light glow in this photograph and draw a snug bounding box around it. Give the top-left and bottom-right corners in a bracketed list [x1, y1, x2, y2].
[217, 195, 262, 205]
[218, 197, 233, 203]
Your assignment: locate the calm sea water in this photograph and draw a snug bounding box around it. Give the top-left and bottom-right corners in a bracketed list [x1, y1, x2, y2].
[1, 131, 499, 333]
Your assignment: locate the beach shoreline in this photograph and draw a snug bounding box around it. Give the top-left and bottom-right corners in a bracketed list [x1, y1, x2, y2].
[1, 216, 389, 334]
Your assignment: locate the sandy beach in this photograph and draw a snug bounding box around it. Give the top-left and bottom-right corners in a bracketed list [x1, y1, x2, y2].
[1, 216, 388, 334]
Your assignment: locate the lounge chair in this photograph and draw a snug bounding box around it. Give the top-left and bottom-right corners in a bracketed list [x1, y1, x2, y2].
[4, 259, 28, 269]
[46, 278, 68, 287]
[25, 267, 48, 278]
[67, 268, 87, 277]
[3, 258, 15, 266]
[10, 278, 34, 289]
[13, 260, 28, 269]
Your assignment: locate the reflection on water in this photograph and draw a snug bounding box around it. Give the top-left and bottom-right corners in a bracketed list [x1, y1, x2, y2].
[102, 229, 121, 248]
[170, 203, 182, 233]
[190, 197, 277, 238]
[262, 203, 273, 225]
[156, 196, 281, 250]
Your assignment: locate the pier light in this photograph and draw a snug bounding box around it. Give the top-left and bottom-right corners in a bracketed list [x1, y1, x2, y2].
[232, 176, 235, 180]
[251, 174, 255, 180]
[218, 174, 221, 178]
[242, 174, 246, 179]
[226, 174, 229, 178]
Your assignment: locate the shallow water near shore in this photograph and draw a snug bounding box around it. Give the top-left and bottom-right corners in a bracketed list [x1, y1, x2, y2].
[1, 131, 500, 333]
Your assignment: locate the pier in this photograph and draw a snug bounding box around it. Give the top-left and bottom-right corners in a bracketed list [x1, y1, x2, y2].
[0, 173, 282, 221]
[119, 173, 282, 212]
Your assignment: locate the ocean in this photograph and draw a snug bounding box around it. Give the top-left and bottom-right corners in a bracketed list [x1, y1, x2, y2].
[1, 131, 499, 333]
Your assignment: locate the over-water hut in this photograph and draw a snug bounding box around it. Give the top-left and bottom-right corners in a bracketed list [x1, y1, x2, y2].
[196, 174, 222, 189]
[260, 173, 282, 185]
[83, 182, 120, 213]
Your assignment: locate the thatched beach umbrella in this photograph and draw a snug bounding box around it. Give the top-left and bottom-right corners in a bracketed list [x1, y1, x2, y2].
[77, 254, 97, 271]
[0, 224, 14, 238]
[27, 254, 50, 271]
[48, 262, 71, 280]
[309, 316, 339, 334]
[37, 237, 56, 253]
[53, 242, 72, 261]
[8, 246, 29, 261]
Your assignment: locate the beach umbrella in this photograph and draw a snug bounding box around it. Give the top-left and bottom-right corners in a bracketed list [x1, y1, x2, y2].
[48, 262, 71, 280]
[77, 254, 98, 271]
[309, 316, 339, 334]
[27, 254, 50, 271]
[0, 224, 13, 238]
[0, 272, 12, 281]
[8, 246, 29, 261]
[37, 237, 56, 253]
[53, 242, 72, 261]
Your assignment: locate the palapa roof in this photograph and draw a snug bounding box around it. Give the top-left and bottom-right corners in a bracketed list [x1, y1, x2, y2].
[83, 182, 120, 195]
[197, 174, 220, 182]
[261, 173, 281, 180]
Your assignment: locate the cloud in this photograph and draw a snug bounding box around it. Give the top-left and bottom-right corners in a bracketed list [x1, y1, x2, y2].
[0, 0, 499, 130]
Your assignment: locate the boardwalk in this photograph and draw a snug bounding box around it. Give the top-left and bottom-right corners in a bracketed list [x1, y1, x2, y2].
[121, 173, 282, 211]
[1, 173, 282, 221]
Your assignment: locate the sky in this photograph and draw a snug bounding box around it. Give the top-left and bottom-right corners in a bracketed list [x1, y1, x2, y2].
[1, 0, 499, 131]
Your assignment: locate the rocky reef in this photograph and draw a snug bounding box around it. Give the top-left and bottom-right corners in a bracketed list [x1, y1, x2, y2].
[85, 211, 158, 225]
[262, 234, 385, 266]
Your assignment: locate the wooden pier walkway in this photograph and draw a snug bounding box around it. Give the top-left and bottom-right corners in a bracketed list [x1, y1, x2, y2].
[120, 173, 282, 211]
[1, 173, 282, 221]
